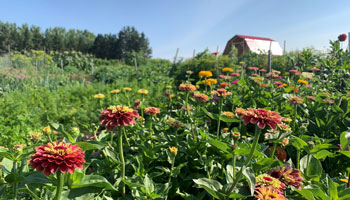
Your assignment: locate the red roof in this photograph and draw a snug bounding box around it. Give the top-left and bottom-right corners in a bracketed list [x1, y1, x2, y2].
[236, 34, 274, 41]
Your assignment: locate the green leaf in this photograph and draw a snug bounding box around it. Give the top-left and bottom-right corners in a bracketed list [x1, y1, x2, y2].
[296, 188, 315, 200]
[340, 131, 349, 151]
[339, 151, 350, 158]
[208, 139, 231, 153]
[327, 175, 338, 199]
[57, 125, 75, 143]
[21, 172, 50, 185]
[74, 141, 104, 151]
[219, 116, 241, 123]
[193, 178, 226, 199]
[144, 174, 155, 195]
[243, 167, 255, 196]
[291, 136, 308, 151]
[202, 108, 218, 120]
[300, 155, 323, 179]
[313, 150, 334, 160]
[253, 158, 279, 172]
[5, 173, 24, 183]
[71, 175, 116, 191]
[0, 152, 17, 161]
[310, 144, 335, 153]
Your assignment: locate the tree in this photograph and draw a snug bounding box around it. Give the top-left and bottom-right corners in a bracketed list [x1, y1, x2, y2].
[31, 25, 43, 50]
[115, 26, 152, 60]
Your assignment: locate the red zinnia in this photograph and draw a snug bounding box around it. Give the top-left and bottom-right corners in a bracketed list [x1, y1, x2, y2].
[99, 105, 139, 131]
[30, 142, 85, 176]
[249, 67, 259, 71]
[311, 68, 320, 71]
[193, 93, 209, 102]
[240, 108, 282, 130]
[338, 34, 347, 42]
[220, 82, 229, 88]
[269, 165, 304, 190]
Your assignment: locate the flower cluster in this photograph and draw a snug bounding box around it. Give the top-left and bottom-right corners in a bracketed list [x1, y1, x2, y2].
[144, 107, 161, 115]
[255, 174, 286, 192]
[30, 142, 85, 176]
[198, 71, 213, 78]
[237, 108, 282, 130]
[99, 105, 139, 130]
[168, 118, 184, 128]
[179, 83, 197, 91]
[254, 186, 287, 200]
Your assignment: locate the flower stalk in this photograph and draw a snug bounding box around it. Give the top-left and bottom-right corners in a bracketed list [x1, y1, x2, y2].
[217, 97, 223, 137]
[54, 172, 64, 200]
[226, 126, 260, 195]
[119, 127, 126, 197]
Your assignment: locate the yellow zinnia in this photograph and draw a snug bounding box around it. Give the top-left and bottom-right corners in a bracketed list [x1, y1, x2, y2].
[169, 146, 178, 155]
[110, 89, 120, 94]
[202, 78, 217, 86]
[94, 94, 105, 99]
[198, 71, 213, 78]
[123, 88, 132, 92]
[138, 89, 149, 95]
[298, 79, 308, 85]
[222, 67, 233, 72]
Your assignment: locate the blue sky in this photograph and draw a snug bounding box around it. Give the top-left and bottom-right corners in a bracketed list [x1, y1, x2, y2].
[0, 0, 349, 59]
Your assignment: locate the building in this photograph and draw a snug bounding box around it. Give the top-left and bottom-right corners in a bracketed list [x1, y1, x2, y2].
[223, 34, 283, 57]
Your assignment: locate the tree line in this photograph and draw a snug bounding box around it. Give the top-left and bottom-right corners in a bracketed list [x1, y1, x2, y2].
[0, 21, 152, 60]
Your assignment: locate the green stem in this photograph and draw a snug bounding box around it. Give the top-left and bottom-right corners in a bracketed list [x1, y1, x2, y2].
[13, 162, 17, 200]
[232, 153, 236, 180]
[217, 97, 223, 137]
[296, 150, 301, 170]
[270, 143, 277, 158]
[168, 156, 175, 183]
[54, 171, 64, 200]
[123, 128, 130, 146]
[25, 184, 40, 200]
[185, 92, 196, 141]
[119, 127, 126, 197]
[110, 131, 114, 144]
[226, 126, 261, 195]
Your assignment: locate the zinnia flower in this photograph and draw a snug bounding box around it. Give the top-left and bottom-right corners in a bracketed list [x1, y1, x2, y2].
[222, 111, 234, 118]
[324, 98, 335, 104]
[166, 85, 173, 89]
[30, 132, 43, 141]
[240, 108, 282, 130]
[231, 72, 240, 77]
[222, 67, 233, 72]
[297, 79, 308, 85]
[288, 96, 303, 104]
[138, 89, 149, 95]
[231, 80, 239, 84]
[280, 138, 289, 146]
[144, 107, 161, 115]
[269, 146, 287, 162]
[269, 165, 304, 190]
[179, 83, 197, 91]
[193, 93, 209, 102]
[338, 33, 347, 42]
[235, 107, 247, 115]
[255, 174, 286, 192]
[202, 78, 218, 86]
[42, 126, 51, 135]
[168, 118, 184, 128]
[30, 142, 85, 176]
[198, 71, 213, 78]
[289, 69, 300, 74]
[248, 67, 259, 71]
[220, 82, 230, 88]
[110, 89, 120, 94]
[311, 68, 320, 71]
[169, 147, 178, 155]
[254, 186, 287, 200]
[123, 87, 132, 92]
[99, 105, 139, 131]
[211, 88, 232, 97]
[260, 69, 267, 73]
[94, 94, 105, 99]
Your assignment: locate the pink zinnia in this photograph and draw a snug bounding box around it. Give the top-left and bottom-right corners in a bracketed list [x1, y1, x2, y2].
[274, 81, 283, 86]
[30, 142, 85, 176]
[311, 68, 320, 71]
[289, 69, 300, 74]
[260, 69, 267, 73]
[218, 75, 226, 79]
[231, 72, 240, 77]
[231, 80, 239, 84]
[248, 67, 259, 71]
[99, 105, 139, 131]
[193, 93, 209, 102]
[240, 108, 282, 130]
[269, 165, 304, 190]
